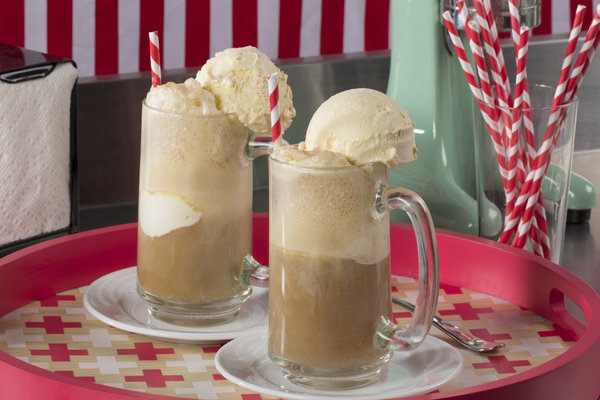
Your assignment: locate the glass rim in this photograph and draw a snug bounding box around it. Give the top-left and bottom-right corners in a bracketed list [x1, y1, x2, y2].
[472, 83, 578, 112]
[269, 145, 385, 171]
[142, 99, 237, 119]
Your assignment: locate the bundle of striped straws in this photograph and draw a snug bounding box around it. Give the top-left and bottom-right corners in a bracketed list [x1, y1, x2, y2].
[443, 1, 600, 261]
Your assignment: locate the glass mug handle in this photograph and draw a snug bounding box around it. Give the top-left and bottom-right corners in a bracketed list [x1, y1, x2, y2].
[236, 130, 275, 288]
[375, 185, 440, 351]
[239, 255, 270, 288]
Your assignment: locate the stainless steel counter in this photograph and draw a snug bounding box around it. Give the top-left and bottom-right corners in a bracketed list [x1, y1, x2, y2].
[562, 150, 600, 322]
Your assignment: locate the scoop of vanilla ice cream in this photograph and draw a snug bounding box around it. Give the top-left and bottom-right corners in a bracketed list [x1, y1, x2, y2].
[304, 88, 417, 168]
[145, 78, 219, 115]
[196, 46, 296, 134]
[139, 189, 203, 237]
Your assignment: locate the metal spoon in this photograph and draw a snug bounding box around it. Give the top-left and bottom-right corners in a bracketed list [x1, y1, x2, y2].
[392, 297, 505, 353]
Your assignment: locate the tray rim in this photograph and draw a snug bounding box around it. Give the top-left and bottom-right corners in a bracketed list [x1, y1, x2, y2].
[0, 214, 598, 400]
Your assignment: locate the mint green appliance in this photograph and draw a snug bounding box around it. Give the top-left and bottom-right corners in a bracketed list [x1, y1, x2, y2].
[386, 0, 596, 235]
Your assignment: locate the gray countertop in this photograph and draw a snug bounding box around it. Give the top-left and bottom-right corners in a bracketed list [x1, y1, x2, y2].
[562, 150, 600, 321]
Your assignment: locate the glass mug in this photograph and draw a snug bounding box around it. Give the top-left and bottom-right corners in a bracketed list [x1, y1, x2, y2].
[268, 155, 440, 389]
[137, 102, 269, 326]
[473, 84, 578, 265]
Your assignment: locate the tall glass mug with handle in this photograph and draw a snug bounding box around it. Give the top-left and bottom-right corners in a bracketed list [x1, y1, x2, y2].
[137, 100, 270, 326]
[268, 151, 439, 389]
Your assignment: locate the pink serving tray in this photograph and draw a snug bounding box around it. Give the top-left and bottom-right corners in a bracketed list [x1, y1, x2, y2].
[0, 213, 599, 400]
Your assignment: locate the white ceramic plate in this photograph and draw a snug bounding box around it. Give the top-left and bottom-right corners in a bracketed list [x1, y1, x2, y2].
[215, 331, 464, 400]
[83, 267, 269, 344]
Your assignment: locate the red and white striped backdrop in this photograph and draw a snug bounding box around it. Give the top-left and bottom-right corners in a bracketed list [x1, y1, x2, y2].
[0, 0, 598, 78]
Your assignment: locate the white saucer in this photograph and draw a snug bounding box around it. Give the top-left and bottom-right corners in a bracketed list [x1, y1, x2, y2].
[83, 267, 269, 344]
[215, 332, 464, 400]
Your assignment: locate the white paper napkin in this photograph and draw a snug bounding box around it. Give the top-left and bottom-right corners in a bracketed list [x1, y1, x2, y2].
[0, 62, 78, 246]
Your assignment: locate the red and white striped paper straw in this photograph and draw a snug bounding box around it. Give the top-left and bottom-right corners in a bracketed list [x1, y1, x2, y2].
[465, 20, 497, 108]
[508, 0, 522, 59]
[464, 18, 511, 195]
[149, 31, 161, 88]
[268, 72, 283, 145]
[506, 27, 550, 258]
[457, 1, 495, 108]
[505, 27, 529, 221]
[522, 89, 537, 163]
[550, 9, 600, 148]
[457, 1, 477, 54]
[442, 12, 481, 102]
[480, 0, 529, 186]
[579, 7, 600, 85]
[481, 0, 530, 187]
[502, 5, 586, 247]
[473, 0, 508, 106]
[443, 12, 510, 195]
[474, 0, 513, 155]
[529, 217, 545, 256]
[507, 0, 533, 182]
[563, 9, 600, 105]
[534, 197, 552, 258]
[481, 0, 513, 108]
[459, 3, 507, 161]
[549, 12, 600, 174]
[507, 0, 549, 258]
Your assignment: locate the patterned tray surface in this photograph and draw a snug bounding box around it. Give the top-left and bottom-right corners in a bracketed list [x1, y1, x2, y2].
[0, 274, 575, 399]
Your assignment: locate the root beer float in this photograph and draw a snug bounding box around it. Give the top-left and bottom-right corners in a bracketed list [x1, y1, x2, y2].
[137, 47, 295, 325]
[268, 89, 439, 389]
